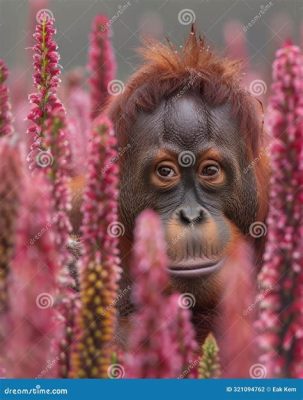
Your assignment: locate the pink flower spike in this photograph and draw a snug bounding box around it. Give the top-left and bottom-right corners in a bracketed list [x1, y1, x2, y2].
[257, 41, 303, 378]
[70, 115, 121, 378]
[27, 13, 62, 171]
[27, 14, 72, 270]
[88, 15, 116, 120]
[5, 173, 61, 378]
[80, 115, 120, 268]
[27, 14, 74, 378]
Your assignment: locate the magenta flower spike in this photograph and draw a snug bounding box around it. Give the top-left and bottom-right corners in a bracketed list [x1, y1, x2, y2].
[256, 41, 303, 378]
[125, 210, 183, 378]
[27, 13, 72, 267]
[28, 0, 49, 47]
[88, 15, 116, 120]
[27, 12, 62, 171]
[70, 115, 121, 378]
[80, 115, 120, 268]
[5, 173, 61, 378]
[27, 13, 74, 378]
[0, 60, 12, 137]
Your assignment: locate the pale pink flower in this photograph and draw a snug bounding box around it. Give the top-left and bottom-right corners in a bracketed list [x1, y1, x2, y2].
[5, 173, 61, 377]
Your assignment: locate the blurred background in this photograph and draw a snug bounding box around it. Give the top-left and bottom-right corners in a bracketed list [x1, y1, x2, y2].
[0, 0, 302, 83]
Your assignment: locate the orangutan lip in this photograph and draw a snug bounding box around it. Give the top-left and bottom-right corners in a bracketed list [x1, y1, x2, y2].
[168, 259, 224, 277]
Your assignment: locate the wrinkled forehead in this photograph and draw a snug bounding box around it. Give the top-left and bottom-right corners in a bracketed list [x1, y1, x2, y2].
[130, 94, 241, 154]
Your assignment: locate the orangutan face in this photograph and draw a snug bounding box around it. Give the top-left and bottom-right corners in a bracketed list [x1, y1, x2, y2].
[119, 92, 257, 287]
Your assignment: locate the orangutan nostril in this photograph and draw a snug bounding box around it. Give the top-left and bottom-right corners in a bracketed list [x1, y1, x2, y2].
[179, 207, 204, 225]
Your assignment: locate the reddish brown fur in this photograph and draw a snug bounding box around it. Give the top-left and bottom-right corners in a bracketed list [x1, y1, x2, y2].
[107, 29, 265, 160]
[106, 28, 270, 261]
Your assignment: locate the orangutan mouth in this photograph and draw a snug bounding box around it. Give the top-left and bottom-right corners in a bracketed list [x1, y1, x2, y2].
[168, 258, 224, 278]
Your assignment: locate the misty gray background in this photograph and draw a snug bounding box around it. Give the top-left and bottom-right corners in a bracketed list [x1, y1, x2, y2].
[0, 0, 302, 83]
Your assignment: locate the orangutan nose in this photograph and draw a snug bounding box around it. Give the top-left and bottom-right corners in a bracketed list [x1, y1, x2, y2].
[179, 206, 205, 225]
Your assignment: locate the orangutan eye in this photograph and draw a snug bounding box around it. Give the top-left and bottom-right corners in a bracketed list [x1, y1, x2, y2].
[201, 164, 220, 177]
[157, 165, 176, 178]
[199, 160, 222, 182]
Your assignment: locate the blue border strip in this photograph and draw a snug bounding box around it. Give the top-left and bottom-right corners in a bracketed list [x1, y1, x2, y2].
[0, 379, 303, 400]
